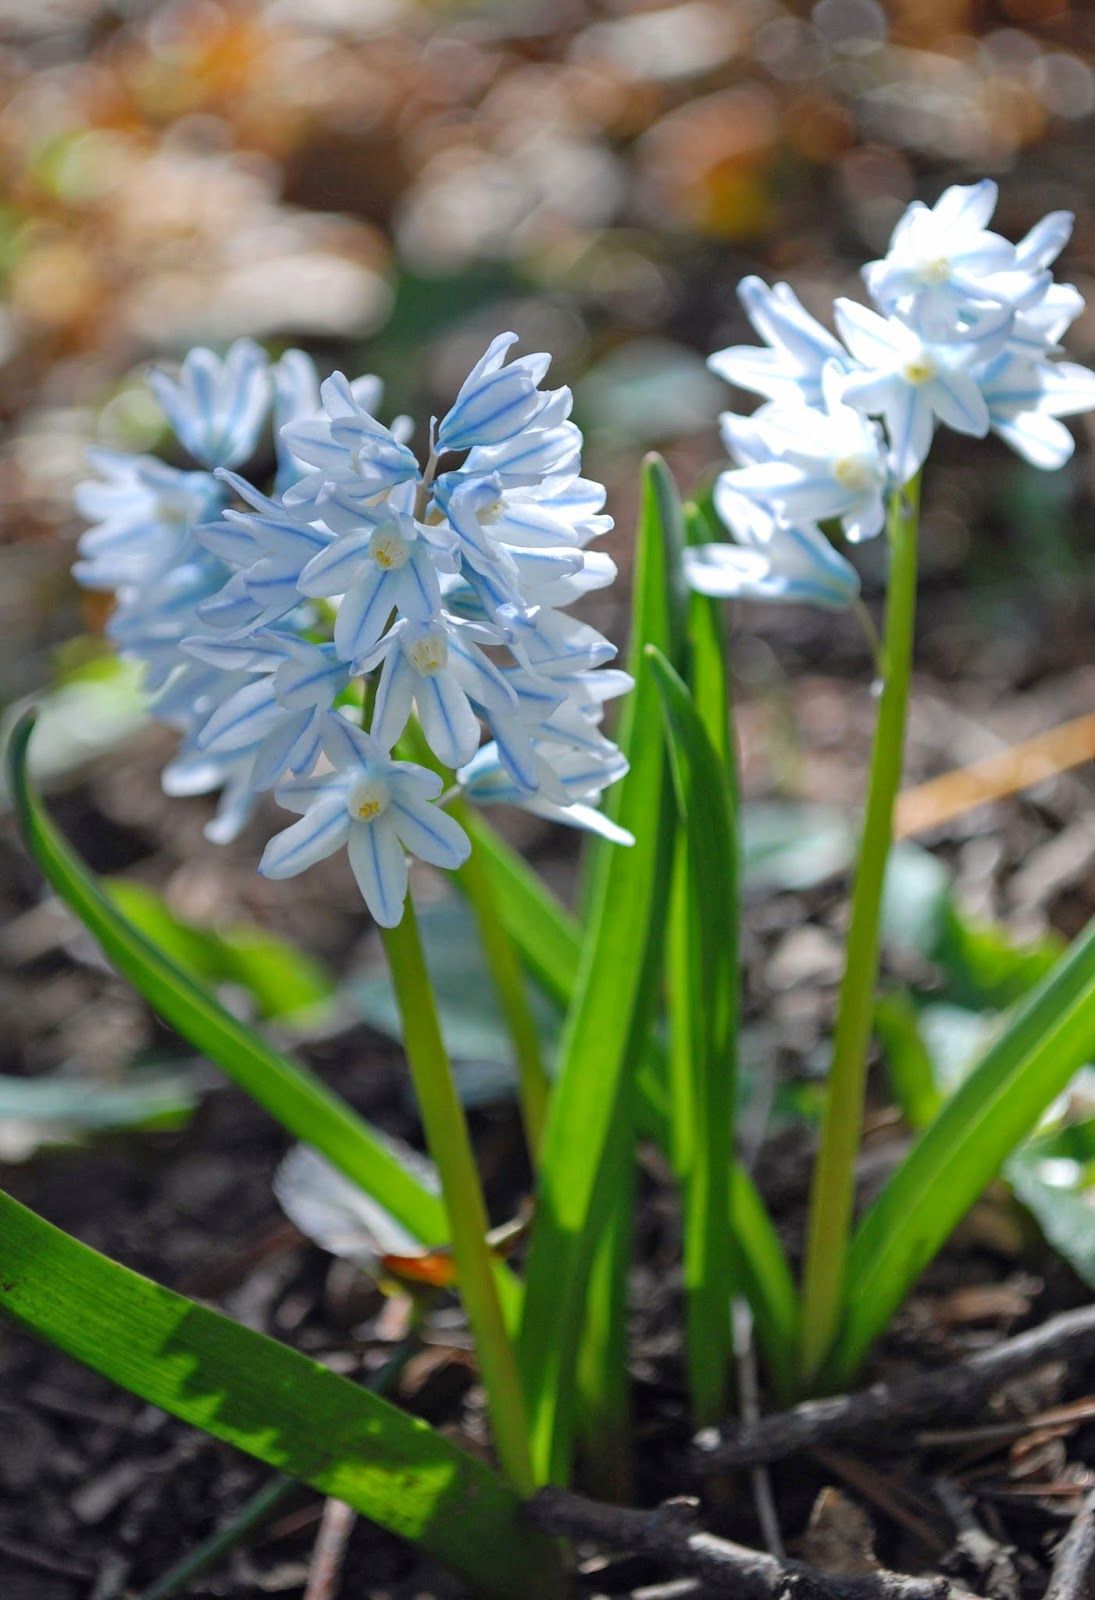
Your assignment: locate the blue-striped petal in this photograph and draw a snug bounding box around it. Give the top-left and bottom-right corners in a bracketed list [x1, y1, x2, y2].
[347, 815, 407, 926]
[260, 798, 350, 878]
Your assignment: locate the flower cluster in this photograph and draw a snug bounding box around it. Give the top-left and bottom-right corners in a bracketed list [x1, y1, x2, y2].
[74, 335, 629, 925]
[689, 181, 1095, 611]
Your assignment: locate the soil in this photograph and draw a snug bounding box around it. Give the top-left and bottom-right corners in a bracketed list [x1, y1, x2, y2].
[1, 550, 1093, 1599]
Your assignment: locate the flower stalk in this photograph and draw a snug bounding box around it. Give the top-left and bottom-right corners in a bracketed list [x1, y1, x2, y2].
[449, 793, 551, 1163]
[380, 899, 537, 1494]
[798, 473, 921, 1386]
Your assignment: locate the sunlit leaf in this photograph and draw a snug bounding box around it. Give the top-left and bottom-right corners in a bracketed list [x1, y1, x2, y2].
[6, 710, 448, 1253]
[650, 645, 740, 1422]
[517, 454, 686, 1484]
[833, 916, 1095, 1384]
[0, 1189, 561, 1600]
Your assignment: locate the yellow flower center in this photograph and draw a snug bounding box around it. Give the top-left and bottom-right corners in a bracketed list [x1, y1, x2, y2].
[347, 776, 390, 823]
[407, 628, 449, 676]
[369, 526, 410, 571]
[919, 256, 951, 284]
[833, 455, 875, 492]
[902, 356, 936, 385]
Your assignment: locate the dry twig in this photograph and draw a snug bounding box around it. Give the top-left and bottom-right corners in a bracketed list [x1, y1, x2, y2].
[933, 1479, 1019, 1600]
[303, 1498, 356, 1600]
[734, 1296, 785, 1557]
[1044, 1489, 1095, 1600]
[695, 1307, 1095, 1471]
[526, 1488, 964, 1600]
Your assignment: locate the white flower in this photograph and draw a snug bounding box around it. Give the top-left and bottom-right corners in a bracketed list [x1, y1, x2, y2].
[435, 332, 555, 453]
[835, 299, 1010, 479]
[260, 718, 470, 927]
[73, 328, 630, 913]
[163, 741, 265, 846]
[366, 614, 517, 770]
[149, 339, 270, 469]
[978, 353, 1095, 470]
[862, 181, 1028, 319]
[458, 740, 633, 846]
[299, 510, 456, 664]
[718, 365, 888, 542]
[686, 484, 860, 611]
[281, 372, 419, 507]
[1013, 210, 1074, 273]
[186, 634, 349, 791]
[709, 276, 850, 409]
[73, 452, 220, 590]
[195, 471, 335, 637]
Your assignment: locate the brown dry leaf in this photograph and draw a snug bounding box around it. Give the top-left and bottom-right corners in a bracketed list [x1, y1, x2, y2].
[796, 1488, 880, 1576]
[932, 1281, 1036, 1330]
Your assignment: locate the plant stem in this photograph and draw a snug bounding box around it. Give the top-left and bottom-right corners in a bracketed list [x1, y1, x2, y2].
[450, 794, 551, 1163]
[381, 900, 537, 1494]
[798, 475, 921, 1387]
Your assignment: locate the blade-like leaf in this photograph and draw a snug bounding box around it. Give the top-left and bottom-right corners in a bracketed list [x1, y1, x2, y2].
[460, 799, 792, 1388]
[6, 711, 445, 1251]
[0, 1189, 561, 1599]
[874, 992, 944, 1132]
[105, 879, 334, 1023]
[728, 1162, 797, 1401]
[833, 916, 1095, 1384]
[649, 646, 739, 1424]
[517, 455, 686, 1484]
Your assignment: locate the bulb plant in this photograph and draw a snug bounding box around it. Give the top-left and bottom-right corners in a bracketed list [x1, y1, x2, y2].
[5, 179, 1095, 1596]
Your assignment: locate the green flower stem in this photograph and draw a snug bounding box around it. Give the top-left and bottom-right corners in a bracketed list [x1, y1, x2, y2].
[381, 901, 537, 1494]
[450, 795, 551, 1163]
[799, 474, 921, 1386]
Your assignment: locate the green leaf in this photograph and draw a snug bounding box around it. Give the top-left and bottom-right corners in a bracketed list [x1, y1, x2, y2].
[728, 1163, 798, 1402]
[649, 646, 740, 1424]
[0, 658, 148, 803]
[681, 499, 733, 766]
[0, 1190, 561, 1600]
[456, 808, 793, 1389]
[5, 710, 446, 1252]
[0, 1067, 200, 1159]
[105, 880, 334, 1024]
[517, 454, 686, 1484]
[1007, 1117, 1095, 1288]
[881, 842, 1063, 1009]
[874, 992, 944, 1131]
[935, 902, 1063, 1011]
[833, 916, 1095, 1384]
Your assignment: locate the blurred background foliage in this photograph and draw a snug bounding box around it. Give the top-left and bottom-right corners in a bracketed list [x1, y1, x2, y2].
[1, 0, 1092, 714]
